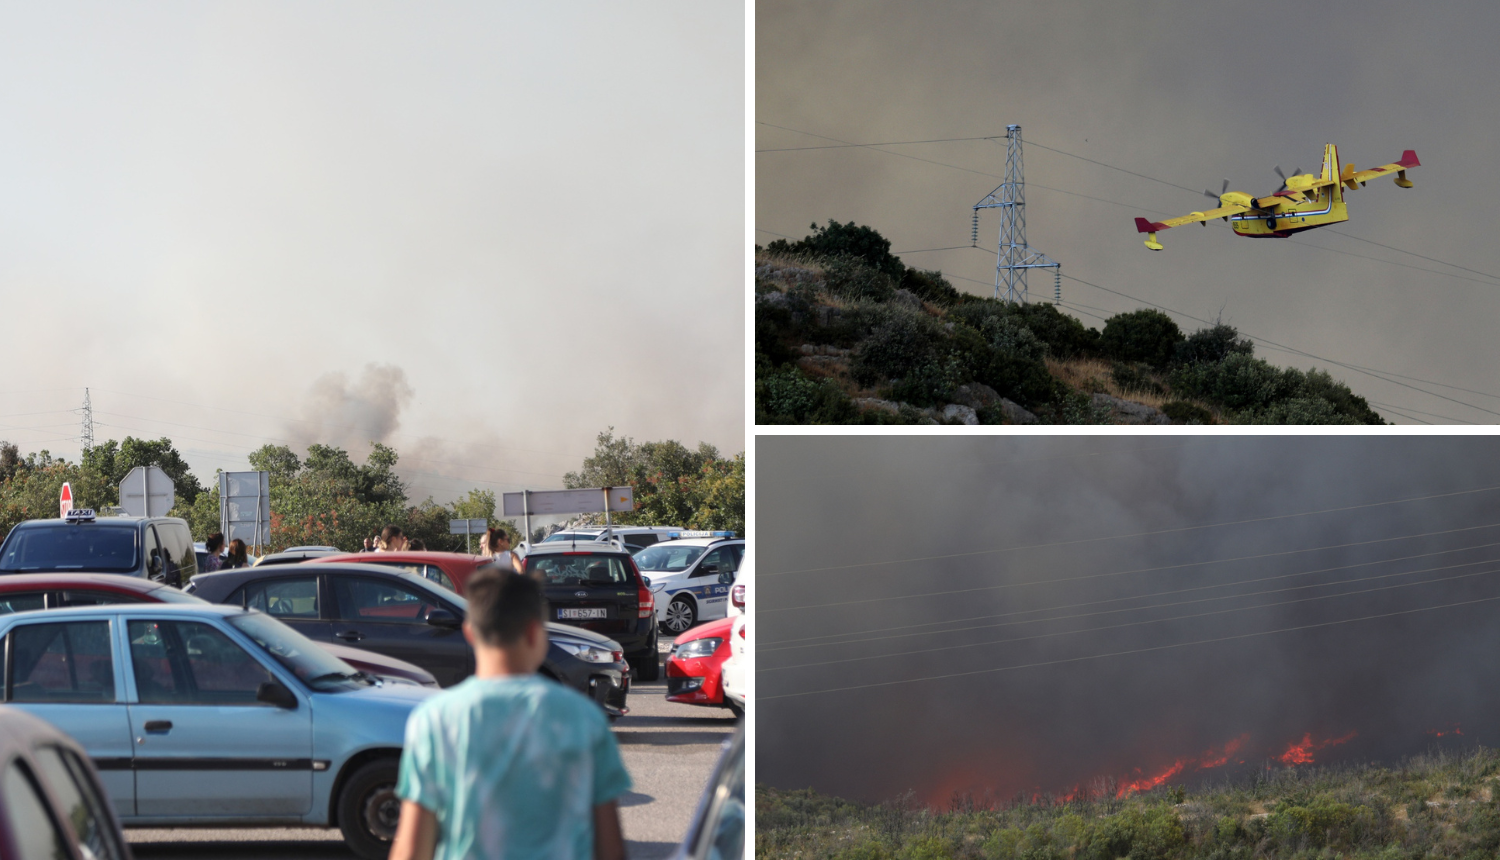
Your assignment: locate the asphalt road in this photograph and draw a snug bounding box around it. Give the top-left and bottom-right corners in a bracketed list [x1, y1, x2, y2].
[127, 638, 739, 860]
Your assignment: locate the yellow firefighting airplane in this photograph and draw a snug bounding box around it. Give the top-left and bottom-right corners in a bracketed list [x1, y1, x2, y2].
[1134, 144, 1419, 250]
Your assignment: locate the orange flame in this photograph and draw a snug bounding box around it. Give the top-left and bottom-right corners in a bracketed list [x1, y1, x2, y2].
[1276, 731, 1357, 765]
[1116, 734, 1250, 797]
[1426, 724, 1463, 738]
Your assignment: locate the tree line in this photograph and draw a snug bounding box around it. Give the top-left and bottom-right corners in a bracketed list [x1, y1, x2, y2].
[0, 428, 744, 552]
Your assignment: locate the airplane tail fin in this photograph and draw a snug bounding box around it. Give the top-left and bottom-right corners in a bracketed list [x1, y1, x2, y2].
[1325, 143, 1344, 204]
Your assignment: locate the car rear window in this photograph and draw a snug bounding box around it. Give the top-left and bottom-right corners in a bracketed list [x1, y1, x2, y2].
[0, 525, 138, 573]
[525, 554, 634, 585]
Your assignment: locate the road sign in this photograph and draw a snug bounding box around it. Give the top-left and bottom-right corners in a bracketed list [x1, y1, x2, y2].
[59, 482, 73, 518]
[501, 487, 634, 547]
[449, 517, 489, 553]
[219, 471, 271, 547]
[119, 466, 176, 517]
[501, 487, 633, 517]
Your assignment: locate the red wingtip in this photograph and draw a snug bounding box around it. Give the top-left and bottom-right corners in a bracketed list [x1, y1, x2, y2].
[1134, 217, 1167, 233]
[1399, 149, 1420, 168]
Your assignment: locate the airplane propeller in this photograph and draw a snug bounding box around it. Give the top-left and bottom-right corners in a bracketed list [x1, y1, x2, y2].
[1274, 165, 1303, 193]
[1203, 178, 1229, 201]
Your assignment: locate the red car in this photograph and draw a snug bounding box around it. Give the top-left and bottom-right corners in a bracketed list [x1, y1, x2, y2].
[306, 551, 490, 594]
[0, 573, 439, 687]
[665, 617, 740, 717]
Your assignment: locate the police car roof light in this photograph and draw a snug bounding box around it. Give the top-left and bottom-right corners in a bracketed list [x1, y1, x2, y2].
[666, 530, 735, 539]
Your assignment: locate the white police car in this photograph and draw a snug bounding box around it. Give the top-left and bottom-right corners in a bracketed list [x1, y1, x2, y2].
[633, 533, 745, 635]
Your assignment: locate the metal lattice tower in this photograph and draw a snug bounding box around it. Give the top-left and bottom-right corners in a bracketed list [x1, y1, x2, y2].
[972, 125, 1060, 303]
[80, 388, 94, 454]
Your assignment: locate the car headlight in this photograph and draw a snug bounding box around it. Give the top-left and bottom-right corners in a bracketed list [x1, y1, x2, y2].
[555, 640, 620, 664]
[673, 637, 723, 660]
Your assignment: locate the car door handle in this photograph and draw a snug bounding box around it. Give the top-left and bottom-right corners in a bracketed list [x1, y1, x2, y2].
[335, 630, 364, 642]
[143, 721, 172, 733]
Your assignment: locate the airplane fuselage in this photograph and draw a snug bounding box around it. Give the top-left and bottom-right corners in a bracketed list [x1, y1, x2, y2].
[1229, 189, 1349, 238]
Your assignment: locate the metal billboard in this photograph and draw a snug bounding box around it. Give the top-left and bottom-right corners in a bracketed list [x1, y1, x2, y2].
[219, 471, 271, 547]
[502, 487, 634, 546]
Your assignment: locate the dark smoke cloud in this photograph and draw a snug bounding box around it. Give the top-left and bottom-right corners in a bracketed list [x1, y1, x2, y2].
[757, 437, 1500, 807]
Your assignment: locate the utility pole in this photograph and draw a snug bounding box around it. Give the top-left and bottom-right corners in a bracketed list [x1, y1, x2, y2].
[972, 125, 1061, 303]
[80, 388, 94, 455]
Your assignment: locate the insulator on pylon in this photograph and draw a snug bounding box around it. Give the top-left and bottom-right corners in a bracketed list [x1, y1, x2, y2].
[1054, 268, 1061, 304]
[970, 211, 979, 246]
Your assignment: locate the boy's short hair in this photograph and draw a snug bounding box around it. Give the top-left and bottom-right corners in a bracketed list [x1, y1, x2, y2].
[466, 566, 548, 646]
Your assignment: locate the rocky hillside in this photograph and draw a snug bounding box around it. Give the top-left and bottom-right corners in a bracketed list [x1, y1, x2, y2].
[755, 228, 1383, 425]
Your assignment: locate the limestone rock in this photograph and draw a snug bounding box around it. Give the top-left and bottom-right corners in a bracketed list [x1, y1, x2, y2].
[1091, 393, 1171, 424]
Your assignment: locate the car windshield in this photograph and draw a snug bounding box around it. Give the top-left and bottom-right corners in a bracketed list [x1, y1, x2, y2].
[633, 544, 706, 572]
[0, 525, 138, 573]
[227, 611, 368, 692]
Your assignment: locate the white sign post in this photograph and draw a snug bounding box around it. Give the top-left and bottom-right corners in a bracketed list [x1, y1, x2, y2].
[448, 518, 488, 553]
[501, 487, 634, 548]
[119, 466, 176, 518]
[219, 471, 271, 551]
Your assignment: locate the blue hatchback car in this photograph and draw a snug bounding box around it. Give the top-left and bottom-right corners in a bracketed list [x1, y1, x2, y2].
[0, 603, 432, 859]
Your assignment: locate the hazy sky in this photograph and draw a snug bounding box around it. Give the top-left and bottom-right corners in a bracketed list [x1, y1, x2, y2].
[0, 3, 744, 502]
[756, 0, 1500, 425]
[759, 436, 1500, 806]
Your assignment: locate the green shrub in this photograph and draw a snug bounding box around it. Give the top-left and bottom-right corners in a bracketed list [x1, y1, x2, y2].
[1080, 805, 1185, 860]
[1174, 322, 1254, 366]
[755, 367, 858, 424]
[1170, 352, 1298, 411]
[1161, 401, 1213, 424]
[896, 836, 956, 860]
[1110, 362, 1164, 396]
[766, 220, 906, 279]
[824, 254, 897, 302]
[1295, 368, 1384, 424]
[1264, 798, 1381, 851]
[1238, 396, 1363, 425]
[949, 301, 1098, 360]
[1101, 309, 1184, 369]
[902, 268, 962, 306]
[850, 309, 945, 387]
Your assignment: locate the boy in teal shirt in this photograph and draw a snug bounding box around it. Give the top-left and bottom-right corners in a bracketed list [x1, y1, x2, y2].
[391, 568, 630, 860]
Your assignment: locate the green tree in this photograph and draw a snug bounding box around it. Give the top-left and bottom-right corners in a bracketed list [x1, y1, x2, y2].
[565, 430, 746, 537]
[1101, 309, 1184, 369]
[767, 220, 906, 278]
[81, 436, 205, 508]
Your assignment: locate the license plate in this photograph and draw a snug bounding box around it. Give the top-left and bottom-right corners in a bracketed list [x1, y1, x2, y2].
[559, 608, 607, 620]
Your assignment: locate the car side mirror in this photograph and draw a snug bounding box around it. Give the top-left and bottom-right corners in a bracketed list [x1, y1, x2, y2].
[427, 609, 462, 629]
[147, 552, 163, 578]
[256, 681, 298, 709]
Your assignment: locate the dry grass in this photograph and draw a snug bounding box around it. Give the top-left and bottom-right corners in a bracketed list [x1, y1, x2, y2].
[1046, 357, 1225, 423]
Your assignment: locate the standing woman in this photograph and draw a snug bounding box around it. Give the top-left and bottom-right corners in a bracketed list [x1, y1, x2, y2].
[224, 539, 249, 570]
[483, 527, 522, 573]
[377, 525, 408, 552]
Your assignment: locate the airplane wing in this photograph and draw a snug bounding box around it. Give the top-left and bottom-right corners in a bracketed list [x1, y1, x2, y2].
[1342, 150, 1420, 189]
[1135, 203, 1251, 234]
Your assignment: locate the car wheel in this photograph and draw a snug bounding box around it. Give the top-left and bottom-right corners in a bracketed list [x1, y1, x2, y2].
[727, 699, 744, 719]
[663, 595, 697, 635]
[338, 758, 401, 860]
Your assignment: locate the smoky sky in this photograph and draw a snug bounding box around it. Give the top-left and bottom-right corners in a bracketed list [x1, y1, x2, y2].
[0, 3, 743, 499]
[756, 0, 1500, 424]
[757, 436, 1500, 806]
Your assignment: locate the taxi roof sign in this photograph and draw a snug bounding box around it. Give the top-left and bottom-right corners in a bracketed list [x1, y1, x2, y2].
[63, 509, 97, 523]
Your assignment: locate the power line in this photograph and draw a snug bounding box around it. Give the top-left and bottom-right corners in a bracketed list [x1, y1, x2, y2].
[758, 592, 1500, 702]
[763, 548, 1500, 662]
[762, 481, 1500, 578]
[756, 133, 1002, 152]
[762, 523, 1500, 646]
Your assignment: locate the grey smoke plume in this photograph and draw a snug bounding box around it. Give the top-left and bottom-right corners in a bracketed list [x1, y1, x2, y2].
[758, 437, 1500, 807]
[287, 363, 414, 451]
